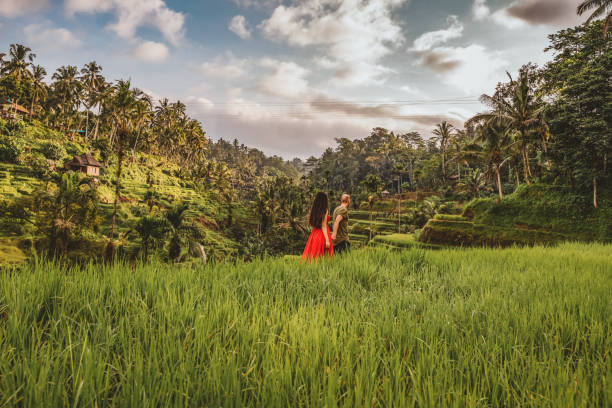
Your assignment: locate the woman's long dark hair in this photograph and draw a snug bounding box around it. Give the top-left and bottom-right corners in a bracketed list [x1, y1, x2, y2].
[308, 192, 329, 228]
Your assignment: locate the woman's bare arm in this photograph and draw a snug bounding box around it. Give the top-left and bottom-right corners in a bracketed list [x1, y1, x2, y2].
[322, 210, 330, 248]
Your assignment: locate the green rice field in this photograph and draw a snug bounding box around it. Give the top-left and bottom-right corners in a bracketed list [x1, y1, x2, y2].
[0, 243, 610, 406]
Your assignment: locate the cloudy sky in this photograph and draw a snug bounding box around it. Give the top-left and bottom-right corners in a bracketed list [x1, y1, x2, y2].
[0, 0, 587, 158]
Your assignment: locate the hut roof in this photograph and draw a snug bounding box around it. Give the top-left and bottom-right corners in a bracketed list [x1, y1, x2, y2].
[1, 103, 31, 114]
[66, 153, 103, 168]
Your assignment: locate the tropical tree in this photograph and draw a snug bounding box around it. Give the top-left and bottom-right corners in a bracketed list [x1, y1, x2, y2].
[107, 80, 138, 259]
[80, 61, 105, 139]
[33, 173, 99, 257]
[543, 21, 611, 208]
[29, 65, 47, 119]
[134, 215, 167, 260]
[470, 66, 549, 185]
[361, 173, 383, 241]
[164, 203, 204, 262]
[578, 0, 612, 36]
[432, 121, 454, 180]
[457, 169, 489, 199]
[2, 44, 35, 83]
[52, 65, 81, 130]
[462, 120, 514, 199]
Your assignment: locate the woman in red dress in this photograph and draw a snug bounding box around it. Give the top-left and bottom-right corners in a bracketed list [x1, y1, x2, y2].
[302, 192, 334, 262]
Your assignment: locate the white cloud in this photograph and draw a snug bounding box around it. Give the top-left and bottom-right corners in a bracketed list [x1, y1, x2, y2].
[64, 0, 185, 45]
[472, 0, 490, 21]
[131, 41, 169, 62]
[199, 52, 249, 79]
[23, 22, 81, 51]
[427, 45, 507, 94]
[258, 58, 310, 98]
[490, 8, 526, 29]
[185, 96, 215, 111]
[412, 15, 463, 51]
[0, 0, 47, 18]
[260, 0, 408, 85]
[229, 15, 251, 39]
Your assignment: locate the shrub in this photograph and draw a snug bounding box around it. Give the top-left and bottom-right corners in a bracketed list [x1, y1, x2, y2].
[91, 138, 111, 162]
[434, 214, 468, 221]
[38, 141, 66, 161]
[0, 135, 22, 163]
[18, 151, 50, 177]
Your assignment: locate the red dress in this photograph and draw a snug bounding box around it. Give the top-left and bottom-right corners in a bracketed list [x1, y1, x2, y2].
[302, 215, 334, 261]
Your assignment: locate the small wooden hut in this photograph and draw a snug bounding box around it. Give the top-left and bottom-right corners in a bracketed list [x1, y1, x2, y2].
[0, 103, 32, 119]
[64, 153, 103, 177]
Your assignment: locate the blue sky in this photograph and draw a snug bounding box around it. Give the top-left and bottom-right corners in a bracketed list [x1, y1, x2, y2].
[0, 0, 586, 158]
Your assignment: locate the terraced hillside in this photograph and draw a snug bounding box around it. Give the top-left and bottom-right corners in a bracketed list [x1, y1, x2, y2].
[348, 206, 420, 248]
[420, 185, 611, 247]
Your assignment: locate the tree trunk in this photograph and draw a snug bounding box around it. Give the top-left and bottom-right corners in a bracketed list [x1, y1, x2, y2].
[522, 149, 531, 185]
[515, 167, 520, 187]
[30, 95, 35, 122]
[398, 177, 401, 233]
[109, 143, 124, 258]
[593, 175, 598, 209]
[495, 166, 503, 200]
[369, 209, 373, 242]
[442, 151, 446, 182]
[85, 108, 89, 140]
[93, 117, 100, 140]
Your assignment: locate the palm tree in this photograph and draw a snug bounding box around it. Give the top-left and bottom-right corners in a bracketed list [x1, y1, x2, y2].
[80, 61, 105, 140]
[164, 203, 203, 262]
[29, 65, 47, 119]
[470, 120, 514, 199]
[469, 69, 549, 185]
[134, 215, 167, 260]
[107, 80, 138, 259]
[52, 65, 81, 131]
[578, 0, 612, 36]
[457, 169, 489, 199]
[432, 121, 454, 181]
[2, 44, 35, 83]
[34, 173, 99, 257]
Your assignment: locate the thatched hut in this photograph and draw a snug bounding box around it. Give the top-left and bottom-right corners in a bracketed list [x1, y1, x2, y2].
[64, 153, 103, 177]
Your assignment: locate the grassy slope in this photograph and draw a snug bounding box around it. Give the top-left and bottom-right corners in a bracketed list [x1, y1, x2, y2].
[0, 244, 609, 406]
[420, 184, 611, 247]
[0, 123, 246, 262]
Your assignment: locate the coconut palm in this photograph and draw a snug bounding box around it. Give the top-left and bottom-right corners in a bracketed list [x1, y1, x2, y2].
[52, 65, 82, 130]
[578, 0, 612, 36]
[432, 121, 454, 180]
[134, 215, 167, 260]
[34, 173, 99, 257]
[457, 169, 489, 199]
[30, 65, 47, 119]
[80, 61, 105, 140]
[470, 120, 515, 199]
[2, 44, 35, 83]
[164, 203, 203, 262]
[107, 80, 138, 258]
[469, 69, 549, 185]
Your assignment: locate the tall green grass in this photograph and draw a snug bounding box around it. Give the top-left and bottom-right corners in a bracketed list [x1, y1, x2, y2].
[0, 244, 610, 406]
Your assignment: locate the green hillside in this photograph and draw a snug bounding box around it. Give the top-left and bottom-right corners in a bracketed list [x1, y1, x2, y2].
[419, 184, 611, 248]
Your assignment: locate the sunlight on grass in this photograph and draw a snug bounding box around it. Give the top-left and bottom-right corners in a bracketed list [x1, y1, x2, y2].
[0, 243, 609, 406]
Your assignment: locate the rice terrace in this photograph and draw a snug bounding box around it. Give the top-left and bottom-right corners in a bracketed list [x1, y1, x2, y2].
[0, 0, 610, 406]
